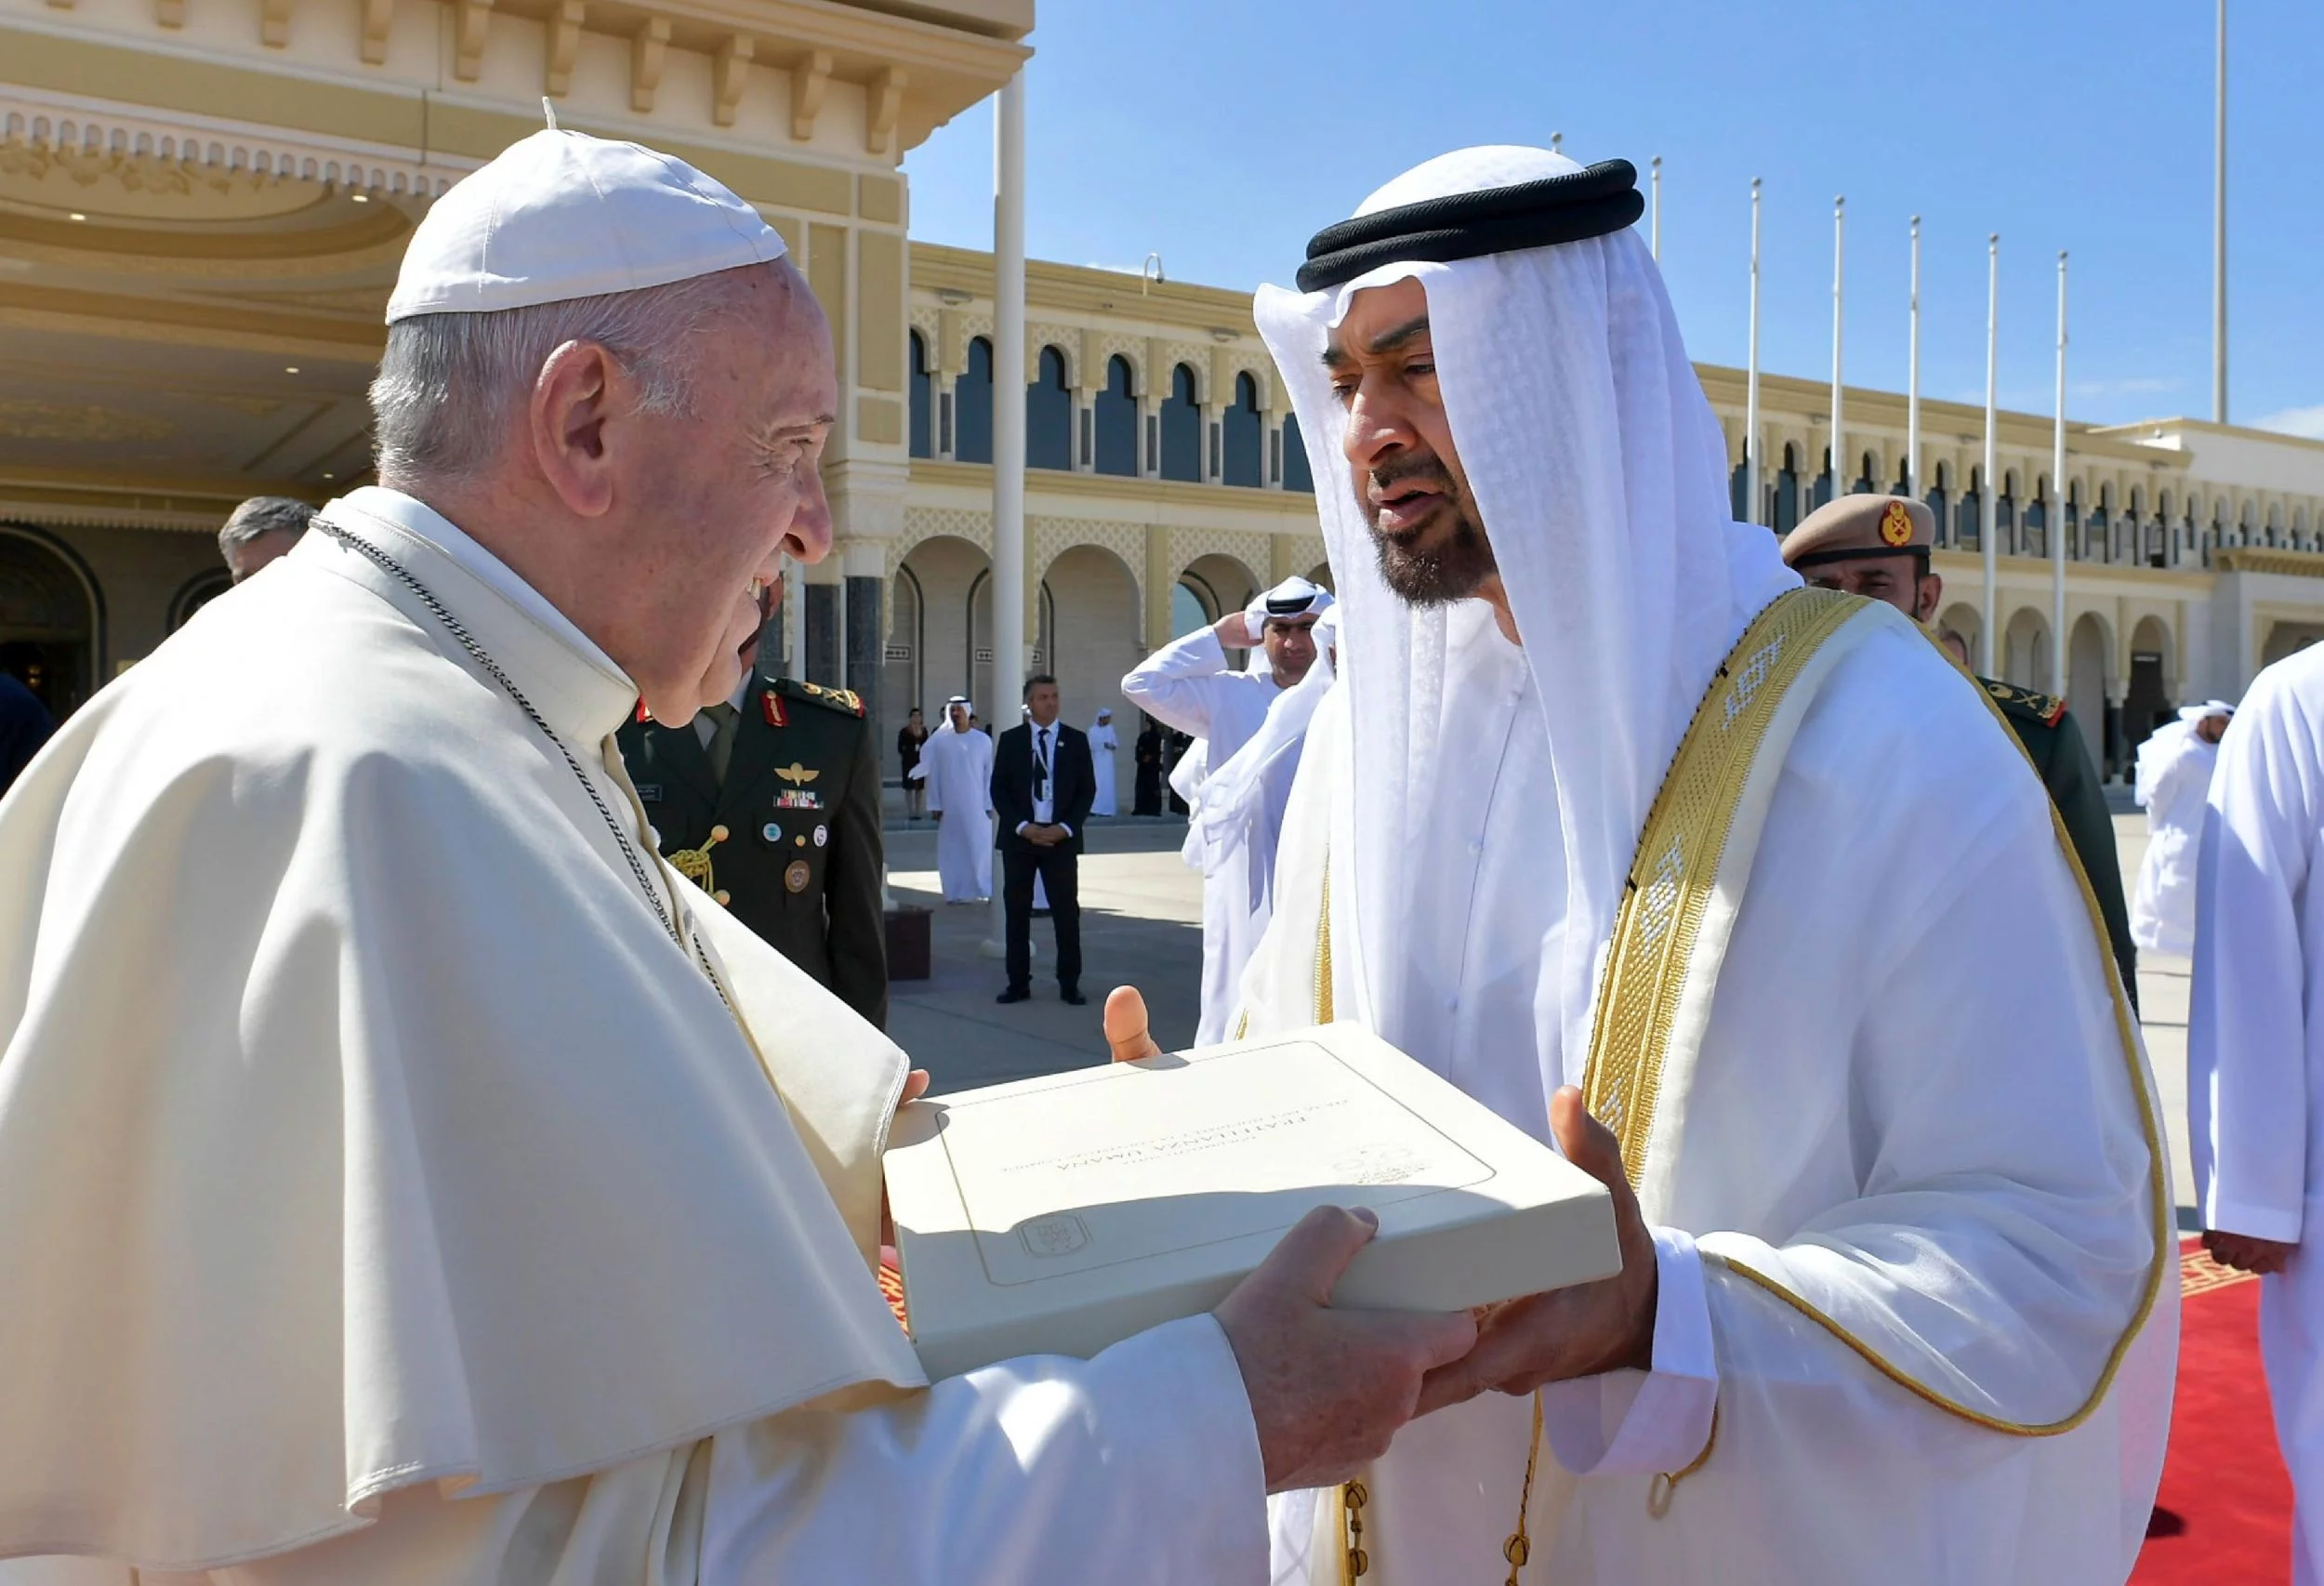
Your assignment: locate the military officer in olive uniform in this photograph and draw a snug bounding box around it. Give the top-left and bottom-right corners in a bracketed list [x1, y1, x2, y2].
[1782, 494, 2138, 1008]
[617, 609, 888, 1027]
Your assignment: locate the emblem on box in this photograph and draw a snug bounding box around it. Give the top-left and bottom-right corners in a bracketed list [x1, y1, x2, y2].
[1016, 1213, 1091, 1258]
[1332, 1143, 1423, 1186]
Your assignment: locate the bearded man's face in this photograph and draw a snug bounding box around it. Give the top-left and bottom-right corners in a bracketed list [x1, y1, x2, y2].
[1323, 277, 1498, 605]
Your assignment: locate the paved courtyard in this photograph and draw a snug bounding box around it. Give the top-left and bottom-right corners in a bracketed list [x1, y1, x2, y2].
[882, 798, 2199, 1221]
[883, 818, 1206, 1093]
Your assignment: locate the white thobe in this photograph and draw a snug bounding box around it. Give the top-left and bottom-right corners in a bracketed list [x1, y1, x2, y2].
[2133, 727, 2221, 956]
[921, 724, 995, 902]
[1243, 615, 2170, 1584]
[1123, 628, 1284, 1042]
[2190, 643, 2324, 1584]
[1089, 719, 1120, 815]
[0, 489, 1268, 1584]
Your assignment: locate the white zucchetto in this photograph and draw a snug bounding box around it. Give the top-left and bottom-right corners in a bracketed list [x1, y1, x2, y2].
[385, 129, 787, 324]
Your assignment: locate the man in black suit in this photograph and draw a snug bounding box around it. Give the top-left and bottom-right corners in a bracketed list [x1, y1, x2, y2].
[991, 673, 1095, 1006]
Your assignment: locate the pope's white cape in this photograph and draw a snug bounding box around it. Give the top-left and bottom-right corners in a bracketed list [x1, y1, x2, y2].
[0, 491, 1269, 1582]
[0, 492, 919, 1566]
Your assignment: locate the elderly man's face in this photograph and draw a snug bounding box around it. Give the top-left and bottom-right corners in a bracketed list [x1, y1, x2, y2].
[627, 263, 836, 719]
[2198, 713, 2229, 744]
[1324, 277, 1494, 605]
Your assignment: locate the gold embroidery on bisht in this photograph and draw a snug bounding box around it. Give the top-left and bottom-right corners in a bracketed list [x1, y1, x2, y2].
[1578, 585, 2171, 1441]
[1580, 587, 1858, 1182]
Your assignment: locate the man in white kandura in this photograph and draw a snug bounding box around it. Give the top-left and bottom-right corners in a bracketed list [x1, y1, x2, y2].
[2132, 699, 2234, 957]
[0, 130, 1476, 1586]
[1089, 706, 1121, 816]
[2189, 649, 2324, 1585]
[1184, 607, 1341, 1046]
[1229, 145, 2172, 1583]
[918, 694, 997, 903]
[1123, 575, 1332, 1044]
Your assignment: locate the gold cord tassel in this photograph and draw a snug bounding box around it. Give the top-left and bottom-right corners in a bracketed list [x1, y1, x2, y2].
[667, 824, 729, 905]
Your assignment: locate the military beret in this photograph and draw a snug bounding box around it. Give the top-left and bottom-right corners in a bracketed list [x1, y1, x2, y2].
[1780, 495, 1934, 570]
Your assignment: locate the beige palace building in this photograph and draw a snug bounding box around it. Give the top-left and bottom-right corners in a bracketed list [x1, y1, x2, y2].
[5, 0, 2322, 795]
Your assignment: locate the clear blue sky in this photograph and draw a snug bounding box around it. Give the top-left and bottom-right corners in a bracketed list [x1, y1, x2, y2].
[904, 0, 2323, 436]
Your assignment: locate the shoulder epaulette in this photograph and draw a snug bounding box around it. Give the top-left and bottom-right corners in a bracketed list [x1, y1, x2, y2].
[772, 677, 865, 718]
[1977, 676, 2067, 728]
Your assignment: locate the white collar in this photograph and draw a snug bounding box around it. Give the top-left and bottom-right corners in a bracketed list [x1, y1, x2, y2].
[334, 486, 629, 685]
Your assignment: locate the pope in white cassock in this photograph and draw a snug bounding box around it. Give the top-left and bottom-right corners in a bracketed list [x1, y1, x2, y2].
[2132, 699, 2234, 957]
[1124, 576, 1333, 1043]
[0, 129, 1478, 1586]
[2189, 650, 2324, 1585]
[918, 694, 996, 903]
[1221, 145, 2173, 1584]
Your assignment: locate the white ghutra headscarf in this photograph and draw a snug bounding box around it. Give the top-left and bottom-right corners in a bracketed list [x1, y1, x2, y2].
[1253, 145, 1796, 1091]
[2133, 698, 2233, 807]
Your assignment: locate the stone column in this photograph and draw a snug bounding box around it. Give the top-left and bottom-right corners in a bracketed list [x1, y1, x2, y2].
[1075, 328, 1102, 474]
[804, 577, 841, 685]
[1143, 524, 1175, 651]
[937, 307, 965, 461]
[843, 540, 884, 703]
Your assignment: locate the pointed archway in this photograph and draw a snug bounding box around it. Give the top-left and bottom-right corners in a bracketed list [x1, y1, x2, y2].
[0, 524, 103, 720]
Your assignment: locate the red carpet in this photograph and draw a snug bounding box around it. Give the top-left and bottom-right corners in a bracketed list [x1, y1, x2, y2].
[2133, 1239, 2293, 1584]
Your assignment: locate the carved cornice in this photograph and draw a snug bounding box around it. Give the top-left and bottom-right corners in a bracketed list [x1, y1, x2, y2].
[9, 0, 1025, 160]
[0, 86, 469, 197]
[2214, 548, 2324, 581]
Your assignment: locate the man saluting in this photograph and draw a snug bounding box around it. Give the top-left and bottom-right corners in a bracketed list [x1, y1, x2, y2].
[1216, 145, 2170, 1584]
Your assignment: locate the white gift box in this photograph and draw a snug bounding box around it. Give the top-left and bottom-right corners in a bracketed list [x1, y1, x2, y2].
[885, 1023, 1623, 1379]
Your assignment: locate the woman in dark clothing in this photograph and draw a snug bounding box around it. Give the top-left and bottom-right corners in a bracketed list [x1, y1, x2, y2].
[1132, 714, 1167, 817]
[896, 707, 929, 820]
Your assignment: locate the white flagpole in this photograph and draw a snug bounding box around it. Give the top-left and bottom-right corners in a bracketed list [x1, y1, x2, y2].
[1907, 216, 1921, 505]
[1981, 233, 2000, 677]
[983, 70, 1026, 957]
[1650, 156, 1662, 260]
[2214, 0, 2228, 424]
[1829, 196, 1845, 501]
[2052, 250, 2068, 694]
[1746, 178, 1763, 526]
